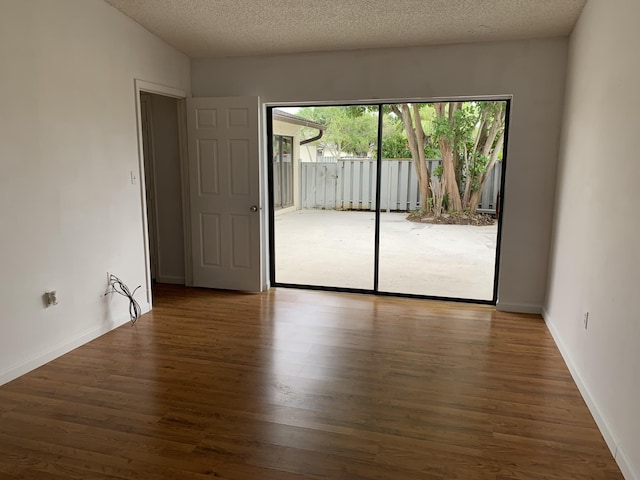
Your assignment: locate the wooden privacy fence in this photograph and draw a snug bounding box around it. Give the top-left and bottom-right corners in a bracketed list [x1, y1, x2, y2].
[300, 159, 501, 213]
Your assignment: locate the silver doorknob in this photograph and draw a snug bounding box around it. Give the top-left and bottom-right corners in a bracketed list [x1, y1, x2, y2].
[250, 205, 258, 212]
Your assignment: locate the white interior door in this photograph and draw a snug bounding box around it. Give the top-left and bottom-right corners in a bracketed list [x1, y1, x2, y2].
[186, 96, 261, 291]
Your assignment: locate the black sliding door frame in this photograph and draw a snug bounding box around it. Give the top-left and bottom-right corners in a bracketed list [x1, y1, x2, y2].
[267, 98, 511, 306]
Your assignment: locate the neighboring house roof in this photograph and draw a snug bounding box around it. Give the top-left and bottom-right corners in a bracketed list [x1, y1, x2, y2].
[273, 109, 326, 131]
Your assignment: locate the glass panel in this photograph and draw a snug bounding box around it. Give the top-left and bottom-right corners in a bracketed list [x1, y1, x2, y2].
[273, 106, 379, 290]
[377, 101, 504, 300]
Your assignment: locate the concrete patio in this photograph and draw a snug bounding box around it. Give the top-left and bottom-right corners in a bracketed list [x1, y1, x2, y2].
[274, 210, 498, 300]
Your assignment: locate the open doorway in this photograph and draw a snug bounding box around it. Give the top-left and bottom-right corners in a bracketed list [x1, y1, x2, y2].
[268, 100, 509, 303]
[136, 90, 263, 297]
[135, 87, 265, 300]
[138, 91, 186, 286]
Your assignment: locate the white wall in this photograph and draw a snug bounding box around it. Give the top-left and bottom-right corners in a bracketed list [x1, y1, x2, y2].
[545, 1, 640, 478]
[147, 94, 185, 284]
[0, 0, 190, 384]
[192, 38, 568, 311]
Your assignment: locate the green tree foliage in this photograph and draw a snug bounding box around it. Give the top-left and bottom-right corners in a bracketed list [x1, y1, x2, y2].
[392, 100, 505, 215]
[430, 101, 506, 214]
[297, 106, 377, 158]
[297, 101, 506, 216]
[380, 105, 439, 159]
[381, 133, 412, 158]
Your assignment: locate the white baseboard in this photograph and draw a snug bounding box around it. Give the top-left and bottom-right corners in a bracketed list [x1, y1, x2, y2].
[616, 444, 638, 480]
[0, 303, 150, 387]
[542, 308, 638, 480]
[156, 275, 185, 285]
[496, 302, 542, 314]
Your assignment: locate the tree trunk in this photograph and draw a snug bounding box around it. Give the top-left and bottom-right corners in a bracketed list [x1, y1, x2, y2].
[411, 103, 431, 213]
[481, 105, 503, 160]
[462, 144, 472, 206]
[439, 139, 463, 212]
[449, 102, 464, 194]
[397, 104, 431, 211]
[468, 130, 504, 214]
[434, 103, 463, 212]
[463, 103, 505, 212]
[468, 189, 481, 215]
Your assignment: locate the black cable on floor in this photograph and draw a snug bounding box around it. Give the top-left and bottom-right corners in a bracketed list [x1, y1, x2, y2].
[105, 274, 141, 326]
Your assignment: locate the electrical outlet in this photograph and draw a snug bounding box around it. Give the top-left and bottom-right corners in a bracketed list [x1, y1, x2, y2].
[583, 312, 589, 330]
[44, 291, 58, 307]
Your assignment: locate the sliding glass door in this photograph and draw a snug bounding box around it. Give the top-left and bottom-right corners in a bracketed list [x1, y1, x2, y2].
[269, 100, 508, 303]
[271, 106, 378, 290]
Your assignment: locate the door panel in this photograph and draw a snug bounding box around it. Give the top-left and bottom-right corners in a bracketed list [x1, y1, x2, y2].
[200, 213, 221, 266]
[197, 139, 219, 194]
[186, 96, 261, 291]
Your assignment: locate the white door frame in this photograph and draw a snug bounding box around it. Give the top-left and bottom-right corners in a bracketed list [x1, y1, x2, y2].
[134, 79, 189, 308]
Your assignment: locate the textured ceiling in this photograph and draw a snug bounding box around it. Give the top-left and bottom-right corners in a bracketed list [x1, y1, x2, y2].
[104, 0, 587, 58]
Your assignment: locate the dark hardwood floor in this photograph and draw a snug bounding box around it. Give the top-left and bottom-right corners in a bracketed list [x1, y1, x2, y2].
[0, 285, 623, 479]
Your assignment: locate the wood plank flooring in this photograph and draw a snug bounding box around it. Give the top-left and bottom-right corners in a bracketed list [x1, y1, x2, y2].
[0, 285, 623, 479]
